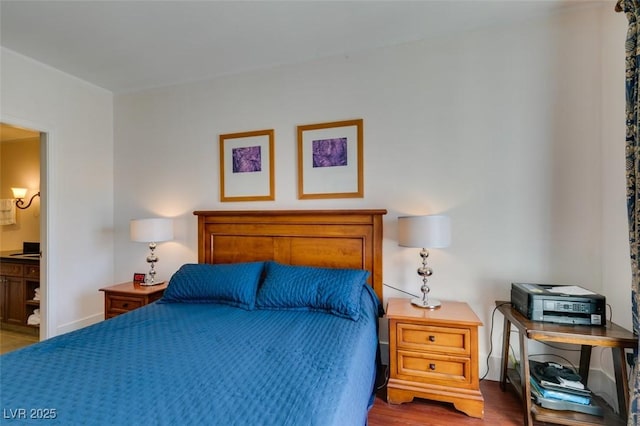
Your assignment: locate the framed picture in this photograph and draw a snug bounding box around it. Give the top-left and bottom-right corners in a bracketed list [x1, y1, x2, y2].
[297, 119, 363, 199]
[219, 129, 275, 202]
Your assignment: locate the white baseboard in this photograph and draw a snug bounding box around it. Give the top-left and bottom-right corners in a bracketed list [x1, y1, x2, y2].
[55, 313, 103, 336]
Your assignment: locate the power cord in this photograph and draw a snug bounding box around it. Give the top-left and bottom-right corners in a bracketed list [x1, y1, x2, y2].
[383, 283, 419, 298]
[480, 301, 511, 381]
[375, 364, 390, 392]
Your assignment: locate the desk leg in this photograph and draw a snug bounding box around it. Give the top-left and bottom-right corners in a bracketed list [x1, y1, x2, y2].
[612, 347, 629, 418]
[519, 331, 534, 426]
[500, 318, 511, 391]
[579, 345, 592, 384]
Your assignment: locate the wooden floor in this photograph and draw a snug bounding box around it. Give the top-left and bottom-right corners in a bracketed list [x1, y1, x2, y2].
[0, 328, 39, 355]
[368, 379, 556, 426]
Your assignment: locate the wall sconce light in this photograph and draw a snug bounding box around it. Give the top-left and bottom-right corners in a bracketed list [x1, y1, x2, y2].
[11, 187, 41, 210]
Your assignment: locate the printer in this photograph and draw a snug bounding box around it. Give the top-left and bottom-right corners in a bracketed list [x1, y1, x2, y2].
[511, 283, 606, 326]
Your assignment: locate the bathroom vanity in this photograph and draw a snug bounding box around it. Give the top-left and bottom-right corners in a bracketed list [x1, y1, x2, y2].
[0, 251, 40, 332]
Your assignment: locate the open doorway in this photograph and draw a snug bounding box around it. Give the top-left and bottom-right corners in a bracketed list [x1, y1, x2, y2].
[0, 122, 45, 353]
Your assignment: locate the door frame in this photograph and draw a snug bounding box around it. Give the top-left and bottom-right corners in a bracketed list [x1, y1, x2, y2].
[1, 115, 52, 340]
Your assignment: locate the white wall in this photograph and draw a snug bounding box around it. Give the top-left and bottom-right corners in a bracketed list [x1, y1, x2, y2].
[594, 4, 631, 404]
[114, 3, 628, 382]
[602, 5, 631, 331]
[1, 48, 115, 337]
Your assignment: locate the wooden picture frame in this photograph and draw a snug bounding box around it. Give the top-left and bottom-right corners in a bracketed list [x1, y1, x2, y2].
[297, 119, 363, 199]
[219, 129, 275, 202]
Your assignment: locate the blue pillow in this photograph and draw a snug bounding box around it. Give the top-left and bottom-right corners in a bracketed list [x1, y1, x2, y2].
[255, 261, 370, 320]
[161, 262, 265, 309]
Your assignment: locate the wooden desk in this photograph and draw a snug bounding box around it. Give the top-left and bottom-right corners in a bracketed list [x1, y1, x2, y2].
[496, 301, 637, 426]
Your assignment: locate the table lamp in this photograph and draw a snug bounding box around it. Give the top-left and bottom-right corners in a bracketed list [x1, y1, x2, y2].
[398, 214, 451, 309]
[130, 217, 174, 285]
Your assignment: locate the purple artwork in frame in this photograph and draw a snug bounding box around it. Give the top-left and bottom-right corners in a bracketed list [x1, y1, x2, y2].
[232, 146, 262, 173]
[312, 137, 347, 168]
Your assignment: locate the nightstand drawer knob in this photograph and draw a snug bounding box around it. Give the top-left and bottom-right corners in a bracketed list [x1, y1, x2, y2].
[122, 303, 129, 308]
[429, 363, 436, 370]
[429, 335, 436, 342]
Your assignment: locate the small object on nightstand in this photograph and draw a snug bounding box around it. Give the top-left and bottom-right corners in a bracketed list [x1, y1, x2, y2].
[99, 281, 168, 319]
[132, 273, 146, 285]
[386, 297, 484, 418]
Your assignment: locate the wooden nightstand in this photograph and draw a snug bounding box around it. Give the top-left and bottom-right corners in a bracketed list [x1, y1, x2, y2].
[99, 281, 168, 319]
[386, 297, 484, 418]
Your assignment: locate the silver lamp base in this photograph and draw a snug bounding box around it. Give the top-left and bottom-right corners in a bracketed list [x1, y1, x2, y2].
[411, 297, 441, 309]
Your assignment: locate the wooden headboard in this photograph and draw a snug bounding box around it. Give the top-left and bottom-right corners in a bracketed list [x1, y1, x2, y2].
[193, 209, 387, 300]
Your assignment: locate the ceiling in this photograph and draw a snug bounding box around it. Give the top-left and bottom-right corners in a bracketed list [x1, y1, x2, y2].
[0, 0, 606, 94]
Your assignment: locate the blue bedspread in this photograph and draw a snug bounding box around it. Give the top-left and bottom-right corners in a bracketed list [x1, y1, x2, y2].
[1, 288, 380, 425]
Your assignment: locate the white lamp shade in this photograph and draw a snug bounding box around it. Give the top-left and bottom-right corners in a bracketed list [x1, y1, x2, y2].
[398, 215, 451, 249]
[130, 218, 174, 243]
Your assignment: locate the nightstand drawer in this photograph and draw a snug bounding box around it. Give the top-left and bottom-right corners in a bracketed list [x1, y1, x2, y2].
[396, 323, 470, 356]
[100, 281, 168, 320]
[397, 349, 471, 385]
[107, 295, 143, 313]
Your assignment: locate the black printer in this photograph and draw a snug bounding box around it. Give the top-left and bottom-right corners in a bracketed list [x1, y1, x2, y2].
[511, 283, 606, 326]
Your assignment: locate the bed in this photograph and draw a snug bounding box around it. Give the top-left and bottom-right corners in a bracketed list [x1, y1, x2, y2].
[1, 209, 387, 425]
